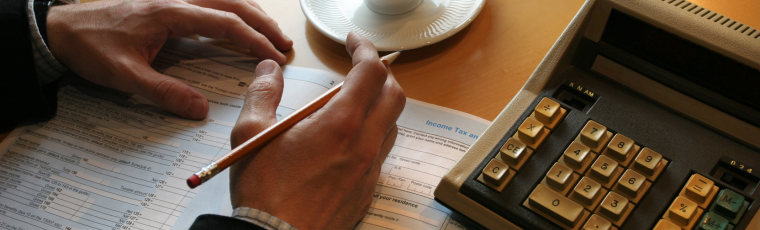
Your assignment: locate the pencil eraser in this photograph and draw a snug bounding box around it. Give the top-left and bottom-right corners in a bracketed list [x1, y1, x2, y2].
[187, 175, 201, 189]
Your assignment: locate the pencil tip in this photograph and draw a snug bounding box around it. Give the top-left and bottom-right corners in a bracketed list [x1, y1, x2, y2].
[381, 51, 402, 66]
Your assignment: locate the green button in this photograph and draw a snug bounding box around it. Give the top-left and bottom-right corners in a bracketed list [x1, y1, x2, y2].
[698, 212, 730, 230]
[715, 189, 745, 218]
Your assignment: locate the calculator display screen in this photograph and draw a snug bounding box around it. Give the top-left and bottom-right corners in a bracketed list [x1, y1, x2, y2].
[601, 10, 760, 112]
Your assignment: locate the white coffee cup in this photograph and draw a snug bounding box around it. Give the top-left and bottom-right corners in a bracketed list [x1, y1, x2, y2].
[364, 0, 423, 15]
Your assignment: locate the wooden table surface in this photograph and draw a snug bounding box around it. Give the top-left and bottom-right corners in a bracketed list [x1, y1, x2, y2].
[253, 0, 759, 121]
[0, 0, 758, 142]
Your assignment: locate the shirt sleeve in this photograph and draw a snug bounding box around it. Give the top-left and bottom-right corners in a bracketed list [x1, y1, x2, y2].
[27, 0, 69, 85]
[232, 207, 298, 230]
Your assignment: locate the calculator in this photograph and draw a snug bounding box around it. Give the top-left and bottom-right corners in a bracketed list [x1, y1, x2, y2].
[433, 0, 760, 229]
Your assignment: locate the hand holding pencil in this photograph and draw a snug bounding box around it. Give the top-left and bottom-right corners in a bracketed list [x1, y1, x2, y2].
[196, 32, 406, 229]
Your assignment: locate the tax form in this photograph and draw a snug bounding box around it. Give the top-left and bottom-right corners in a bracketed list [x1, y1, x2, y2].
[0, 37, 489, 230]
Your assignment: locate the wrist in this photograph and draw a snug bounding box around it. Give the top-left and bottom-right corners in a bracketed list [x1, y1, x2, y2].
[45, 4, 69, 64]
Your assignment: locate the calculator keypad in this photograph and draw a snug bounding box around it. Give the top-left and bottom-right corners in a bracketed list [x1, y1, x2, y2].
[458, 78, 760, 230]
[615, 170, 645, 197]
[603, 134, 640, 166]
[527, 184, 590, 228]
[658, 174, 750, 230]
[514, 117, 551, 150]
[612, 169, 651, 204]
[597, 191, 634, 226]
[497, 137, 533, 170]
[582, 214, 615, 230]
[578, 120, 612, 153]
[666, 196, 700, 226]
[588, 155, 622, 187]
[546, 162, 575, 191]
[570, 177, 606, 210]
[653, 219, 681, 230]
[523, 119, 668, 229]
[476, 98, 567, 191]
[633, 148, 668, 181]
[560, 141, 597, 174]
[685, 173, 716, 204]
[482, 159, 510, 186]
[533, 97, 567, 129]
[605, 134, 635, 162]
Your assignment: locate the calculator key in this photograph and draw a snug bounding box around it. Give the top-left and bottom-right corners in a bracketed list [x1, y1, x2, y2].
[714, 189, 745, 219]
[598, 191, 629, 221]
[589, 155, 619, 184]
[633, 148, 662, 175]
[573, 177, 602, 204]
[580, 120, 608, 147]
[653, 219, 681, 230]
[697, 212, 729, 230]
[605, 134, 634, 161]
[534, 98, 561, 124]
[564, 141, 591, 169]
[546, 163, 573, 191]
[482, 159, 509, 186]
[582, 214, 612, 230]
[528, 184, 585, 226]
[617, 169, 646, 198]
[668, 196, 698, 226]
[517, 117, 545, 144]
[685, 174, 715, 203]
[499, 138, 527, 166]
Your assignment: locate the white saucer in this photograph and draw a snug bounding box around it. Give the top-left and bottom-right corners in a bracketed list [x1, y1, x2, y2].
[300, 0, 486, 51]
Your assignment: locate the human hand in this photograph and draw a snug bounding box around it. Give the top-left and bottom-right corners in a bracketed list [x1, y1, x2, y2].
[228, 32, 406, 229]
[46, 0, 292, 119]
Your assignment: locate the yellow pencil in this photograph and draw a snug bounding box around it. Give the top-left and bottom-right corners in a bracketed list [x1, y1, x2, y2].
[187, 50, 402, 188]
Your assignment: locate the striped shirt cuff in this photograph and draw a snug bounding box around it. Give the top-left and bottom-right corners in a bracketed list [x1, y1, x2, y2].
[233, 207, 298, 230]
[27, 0, 69, 85]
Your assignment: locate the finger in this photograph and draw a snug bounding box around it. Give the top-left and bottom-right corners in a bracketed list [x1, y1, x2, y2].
[326, 32, 387, 118]
[365, 68, 406, 140]
[161, 4, 287, 64]
[126, 59, 209, 120]
[231, 60, 284, 147]
[243, 0, 264, 12]
[372, 125, 397, 176]
[352, 125, 398, 221]
[184, 0, 292, 51]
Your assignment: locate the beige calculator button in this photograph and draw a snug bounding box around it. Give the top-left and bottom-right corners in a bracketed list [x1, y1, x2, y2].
[606, 134, 634, 161]
[582, 214, 612, 230]
[590, 155, 619, 183]
[573, 177, 602, 203]
[500, 138, 527, 166]
[518, 117, 546, 144]
[564, 141, 591, 169]
[667, 196, 698, 225]
[528, 184, 585, 226]
[684, 174, 714, 203]
[633, 148, 662, 175]
[599, 191, 629, 220]
[535, 98, 561, 124]
[652, 219, 680, 230]
[617, 169, 646, 197]
[580, 120, 607, 147]
[482, 159, 510, 186]
[546, 162, 573, 190]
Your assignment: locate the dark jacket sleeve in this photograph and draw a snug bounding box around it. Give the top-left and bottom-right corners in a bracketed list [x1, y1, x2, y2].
[0, 0, 59, 130]
[189, 214, 266, 230]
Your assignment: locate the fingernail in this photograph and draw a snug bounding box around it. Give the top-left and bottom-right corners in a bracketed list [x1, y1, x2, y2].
[256, 60, 277, 76]
[284, 33, 292, 42]
[185, 95, 207, 119]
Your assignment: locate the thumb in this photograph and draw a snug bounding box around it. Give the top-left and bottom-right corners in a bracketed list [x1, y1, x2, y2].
[231, 60, 284, 147]
[130, 60, 209, 120]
